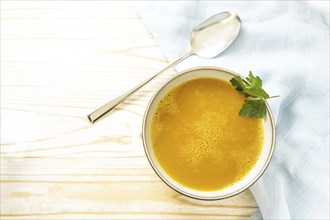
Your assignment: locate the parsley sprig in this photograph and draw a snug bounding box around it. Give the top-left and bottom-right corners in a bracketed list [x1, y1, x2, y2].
[230, 71, 279, 119]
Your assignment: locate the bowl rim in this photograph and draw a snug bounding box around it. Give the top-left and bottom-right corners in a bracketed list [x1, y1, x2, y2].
[142, 66, 275, 200]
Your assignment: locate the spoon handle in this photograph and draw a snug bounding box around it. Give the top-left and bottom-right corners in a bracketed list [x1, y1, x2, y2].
[87, 52, 192, 123]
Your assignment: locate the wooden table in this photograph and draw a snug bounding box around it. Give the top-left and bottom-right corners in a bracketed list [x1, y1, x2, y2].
[1, 2, 259, 219]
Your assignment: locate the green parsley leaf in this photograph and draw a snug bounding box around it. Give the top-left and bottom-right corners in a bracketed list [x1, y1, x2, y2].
[230, 71, 279, 119]
[230, 75, 250, 97]
[239, 99, 266, 118]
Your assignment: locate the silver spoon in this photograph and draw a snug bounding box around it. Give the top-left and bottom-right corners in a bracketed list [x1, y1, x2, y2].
[88, 11, 241, 123]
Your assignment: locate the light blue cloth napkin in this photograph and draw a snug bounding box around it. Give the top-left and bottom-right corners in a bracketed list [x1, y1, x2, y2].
[136, 1, 329, 219]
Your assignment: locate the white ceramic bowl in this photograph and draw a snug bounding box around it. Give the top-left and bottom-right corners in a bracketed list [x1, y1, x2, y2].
[142, 66, 275, 200]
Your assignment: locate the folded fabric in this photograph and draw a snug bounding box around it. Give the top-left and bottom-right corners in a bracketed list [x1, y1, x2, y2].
[136, 1, 329, 219]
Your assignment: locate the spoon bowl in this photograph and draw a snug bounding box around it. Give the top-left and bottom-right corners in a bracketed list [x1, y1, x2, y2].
[87, 11, 241, 123]
[191, 11, 241, 58]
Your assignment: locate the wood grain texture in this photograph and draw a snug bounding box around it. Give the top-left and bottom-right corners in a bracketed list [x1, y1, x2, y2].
[0, 1, 259, 219]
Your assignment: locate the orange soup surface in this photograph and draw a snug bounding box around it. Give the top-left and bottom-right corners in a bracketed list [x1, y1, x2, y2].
[151, 77, 264, 191]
